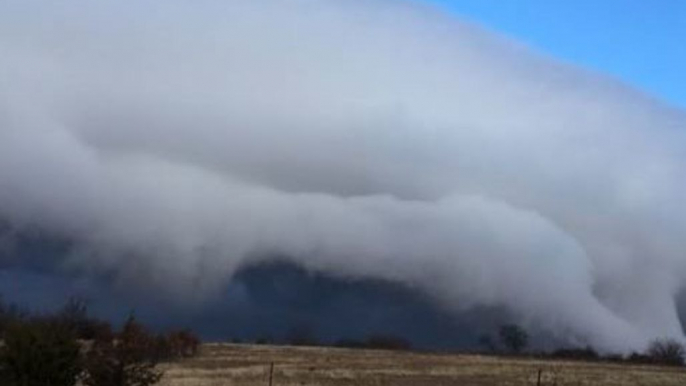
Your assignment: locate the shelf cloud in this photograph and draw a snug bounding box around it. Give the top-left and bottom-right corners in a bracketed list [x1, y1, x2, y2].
[1, 0, 685, 351]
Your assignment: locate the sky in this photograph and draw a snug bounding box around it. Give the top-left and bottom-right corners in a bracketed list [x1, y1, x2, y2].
[426, 0, 686, 109]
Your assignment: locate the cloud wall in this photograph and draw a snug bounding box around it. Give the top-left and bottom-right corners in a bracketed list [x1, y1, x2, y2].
[1, 0, 685, 351]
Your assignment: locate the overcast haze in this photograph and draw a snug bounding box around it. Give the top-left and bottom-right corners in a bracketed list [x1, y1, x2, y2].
[1, 0, 685, 351]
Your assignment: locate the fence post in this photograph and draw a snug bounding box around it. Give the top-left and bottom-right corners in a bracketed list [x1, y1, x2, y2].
[536, 368, 542, 386]
[269, 362, 274, 386]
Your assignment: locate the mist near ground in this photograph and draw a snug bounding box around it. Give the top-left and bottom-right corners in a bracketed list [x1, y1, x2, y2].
[1, 0, 686, 351]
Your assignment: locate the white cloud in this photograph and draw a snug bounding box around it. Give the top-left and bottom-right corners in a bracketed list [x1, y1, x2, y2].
[1, 0, 685, 351]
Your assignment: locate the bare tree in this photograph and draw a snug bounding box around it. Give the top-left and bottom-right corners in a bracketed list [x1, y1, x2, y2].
[166, 329, 200, 359]
[82, 315, 162, 386]
[647, 338, 685, 366]
[499, 324, 528, 354]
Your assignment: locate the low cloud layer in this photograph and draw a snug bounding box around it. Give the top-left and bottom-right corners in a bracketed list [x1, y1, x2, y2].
[1, 0, 685, 351]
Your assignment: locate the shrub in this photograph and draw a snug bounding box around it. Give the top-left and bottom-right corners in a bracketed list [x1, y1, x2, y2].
[333, 339, 366, 349]
[287, 325, 318, 347]
[498, 324, 528, 354]
[551, 346, 599, 361]
[151, 334, 173, 362]
[627, 352, 654, 365]
[0, 319, 82, 386]
[365, 334, 411, 351]
[82, 315, 162, 386]
[255, 336, 273, 345]
[602, 353, 625, 363]
[166, 329, 200, 358]
[0, 298, 27, 339]
[56, 297, 111, 341]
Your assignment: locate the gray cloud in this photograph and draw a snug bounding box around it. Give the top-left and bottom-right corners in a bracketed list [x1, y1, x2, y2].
[1, 0, 685, 351]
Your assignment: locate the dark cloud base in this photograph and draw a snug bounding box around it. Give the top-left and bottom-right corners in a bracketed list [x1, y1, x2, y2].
[1, 257, 509, 350]
[0, 220, 510, 350]
[0, 219, 506, 349]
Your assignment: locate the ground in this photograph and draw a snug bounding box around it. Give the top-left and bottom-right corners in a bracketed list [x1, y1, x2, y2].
[159, 343, 686, 386]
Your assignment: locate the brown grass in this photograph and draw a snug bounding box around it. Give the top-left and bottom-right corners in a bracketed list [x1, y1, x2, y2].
[158, 343, 686, 386]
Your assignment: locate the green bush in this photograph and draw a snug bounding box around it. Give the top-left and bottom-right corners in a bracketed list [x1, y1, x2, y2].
[0, 319, 82, 386]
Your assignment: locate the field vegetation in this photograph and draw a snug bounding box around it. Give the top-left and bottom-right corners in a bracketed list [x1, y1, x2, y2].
[3, 296, 686, 385]
[160, 343, 686, 386]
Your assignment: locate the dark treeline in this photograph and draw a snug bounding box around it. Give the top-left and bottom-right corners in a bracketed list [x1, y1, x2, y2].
[0, 296, 200, 386]
[334, 334, 412, 351]
[477, 325, 686, 367]
[540, 340, 685, 367]
[247, 332, 412, 351]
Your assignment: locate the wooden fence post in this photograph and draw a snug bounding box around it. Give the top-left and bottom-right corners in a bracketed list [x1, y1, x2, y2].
[269, 362, 274, 386]
[536, 368, 542, 386]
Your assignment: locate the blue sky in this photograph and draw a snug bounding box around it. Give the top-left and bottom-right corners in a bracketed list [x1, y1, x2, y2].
[425, 0, 686, 109]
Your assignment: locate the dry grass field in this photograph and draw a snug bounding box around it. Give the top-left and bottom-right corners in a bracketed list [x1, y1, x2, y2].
[159, 343, 686, 386]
